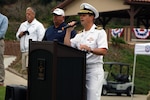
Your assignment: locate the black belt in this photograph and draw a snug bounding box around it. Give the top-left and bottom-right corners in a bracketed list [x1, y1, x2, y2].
[0, 38, 4, 40]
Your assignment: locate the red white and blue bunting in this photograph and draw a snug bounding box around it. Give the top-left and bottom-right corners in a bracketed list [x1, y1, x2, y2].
[110, 28, 124, 38]
[133, 28, 150, 39]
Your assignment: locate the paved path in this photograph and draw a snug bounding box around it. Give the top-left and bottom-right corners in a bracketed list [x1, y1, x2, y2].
[4, 55, 16, 69]
[101, 95, 147, 100]
[4, 70, 27, 86]
[4, 55, 27, 86]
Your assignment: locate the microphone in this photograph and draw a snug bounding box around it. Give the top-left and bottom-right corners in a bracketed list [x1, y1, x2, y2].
[62, 21, 79, 30]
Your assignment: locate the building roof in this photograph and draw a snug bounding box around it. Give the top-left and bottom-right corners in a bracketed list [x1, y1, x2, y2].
[56, 0, 130, 17]
[55, 0, 150, 29]
[55, 0, 150, 18]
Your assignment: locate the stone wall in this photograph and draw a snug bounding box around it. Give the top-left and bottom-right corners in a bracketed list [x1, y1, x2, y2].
[4, 40, 21, 56]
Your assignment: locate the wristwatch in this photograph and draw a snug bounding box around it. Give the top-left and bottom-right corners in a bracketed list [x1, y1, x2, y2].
[90, 48, 94, 53]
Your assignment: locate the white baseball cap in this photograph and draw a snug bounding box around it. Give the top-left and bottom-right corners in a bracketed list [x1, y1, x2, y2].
[78, 3, 99, 19]
[52, 8, 65, 16]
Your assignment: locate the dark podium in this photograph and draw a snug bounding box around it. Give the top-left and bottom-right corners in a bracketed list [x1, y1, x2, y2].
[28, 40, 86, 100]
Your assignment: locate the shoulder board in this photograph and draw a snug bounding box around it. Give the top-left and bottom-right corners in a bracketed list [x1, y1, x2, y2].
[95, 26, 103, 30]
[77, 30, 83, 34]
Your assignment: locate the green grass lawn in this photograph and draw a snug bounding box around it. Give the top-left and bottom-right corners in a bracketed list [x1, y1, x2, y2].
[0, 86, 6, 100]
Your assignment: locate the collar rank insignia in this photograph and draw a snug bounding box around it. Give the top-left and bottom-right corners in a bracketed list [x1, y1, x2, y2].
[95, 26, 102, 30]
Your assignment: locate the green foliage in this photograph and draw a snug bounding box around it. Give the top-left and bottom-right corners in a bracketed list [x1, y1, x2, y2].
[0, 0, 17, 5]
[33, 4, 55, 27]
[0, 86, 6, 100]
[134, 55, 150, 93]
[111, 36, 126, 46]
[39, 0, 61, 5]
[106, 18, 130, 28]
[5, 22, 21, 40]
[39, 0, 52, 4]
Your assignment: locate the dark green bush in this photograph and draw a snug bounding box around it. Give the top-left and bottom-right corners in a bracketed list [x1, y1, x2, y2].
[111, 36, 126, 46]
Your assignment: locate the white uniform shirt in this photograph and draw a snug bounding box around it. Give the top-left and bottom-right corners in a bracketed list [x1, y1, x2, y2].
[71, 24, 108, 64]
[16, 19, 45, 52]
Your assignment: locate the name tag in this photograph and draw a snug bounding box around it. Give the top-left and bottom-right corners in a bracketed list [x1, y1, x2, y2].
[58, 30, 63, 33]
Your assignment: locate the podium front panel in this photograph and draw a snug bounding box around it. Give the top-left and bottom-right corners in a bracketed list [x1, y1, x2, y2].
[56, 57, 85, 100]
[28, 49, 53, 100]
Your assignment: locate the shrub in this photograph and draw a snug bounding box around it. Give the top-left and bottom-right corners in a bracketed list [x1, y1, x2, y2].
[111, 36, 126, 46]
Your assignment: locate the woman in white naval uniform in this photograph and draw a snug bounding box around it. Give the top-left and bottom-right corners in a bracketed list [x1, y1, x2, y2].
[64, 3, 108, 100]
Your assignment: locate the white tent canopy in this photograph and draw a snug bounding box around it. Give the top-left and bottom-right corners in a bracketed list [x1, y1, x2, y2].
[131, 43, 150, 100]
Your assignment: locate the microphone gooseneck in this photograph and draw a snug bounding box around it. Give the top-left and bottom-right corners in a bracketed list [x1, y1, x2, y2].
[62, 21, 79, 30]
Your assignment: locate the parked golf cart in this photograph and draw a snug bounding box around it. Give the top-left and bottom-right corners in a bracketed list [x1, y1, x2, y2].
[102, 62, 135, 96]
